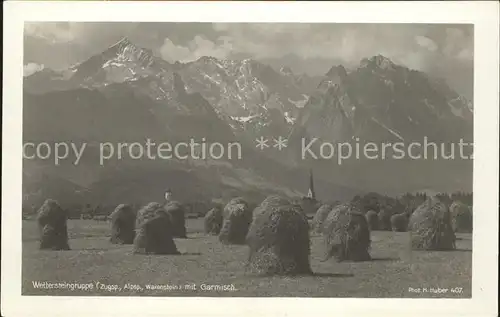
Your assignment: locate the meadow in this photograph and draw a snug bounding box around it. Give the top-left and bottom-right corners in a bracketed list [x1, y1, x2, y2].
[22, 217, 472, 298]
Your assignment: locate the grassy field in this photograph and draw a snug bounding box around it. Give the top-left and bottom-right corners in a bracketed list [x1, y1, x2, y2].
[22, 218, 472, 298]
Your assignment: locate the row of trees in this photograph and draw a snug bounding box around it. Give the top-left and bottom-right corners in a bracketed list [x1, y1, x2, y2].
[23, 201, 215, 220]
[351, 191, 473, 216]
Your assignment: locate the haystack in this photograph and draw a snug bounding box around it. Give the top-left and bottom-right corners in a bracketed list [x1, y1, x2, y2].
[36, 199, 70, 250]
[253, 195, 291, 220]
[109, 204, 136, 244]
[164, 201, 187, 238]
[390, 213, 408, 232]
[313, 203, 335, 233]
[223, 197, 247, 213]
[246, 200, 311, 276]
[378, 208, 392, 231]
[204, 206, 223, 235]
[219, 197, 252, 244]
[408, 197, 456, 251]
[449, 201, 473, 233]
[365, 210, 379, 231]
[133, 202, 179, 255]
[322, 203, 371, 262]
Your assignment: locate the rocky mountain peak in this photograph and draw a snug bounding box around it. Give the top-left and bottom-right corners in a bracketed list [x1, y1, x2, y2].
[360, 54, 396, 71]
[63, 37, 173, 87]
[318, 65, 348, 91]
[103, 37, 155, 67]
[325, 65, 348, 78]
[110, 36, 133, 49]
[279, 66, 294, 76]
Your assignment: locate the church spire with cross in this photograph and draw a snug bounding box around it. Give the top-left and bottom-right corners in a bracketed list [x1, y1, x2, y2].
[307, 168, 316, 200]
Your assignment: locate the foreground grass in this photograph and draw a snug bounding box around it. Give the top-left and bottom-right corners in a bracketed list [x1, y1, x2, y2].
[22, 219, 472, 297]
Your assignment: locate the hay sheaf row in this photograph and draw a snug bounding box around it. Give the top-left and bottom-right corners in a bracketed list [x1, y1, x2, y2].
[35, 199, 189, 253]
[321, 204, 371, 262]
[408, 197, 456, 251]
[365, 210, 379, 230]
[36, 199, 70, 250]
[378, 209, 393, 231]
[164, 201, 187, 238]
[109, 200, 188, 248]
[245, 196, 311, 276]
[390, 213, 409, 232]
[252, 195, 291, 220]
[34, 195, 468, 264]
[364, 210, 411, 233]
[109, 204, 136, 245]
[133, 202, 180, 255]
[312, 203, 336, 233]
[218, 197, 252, 245]
[204, 206, 223, 235]
[449, 201, 472, 233]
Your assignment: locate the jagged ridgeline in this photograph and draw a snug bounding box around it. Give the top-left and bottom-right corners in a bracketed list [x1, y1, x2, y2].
[23, 37, 473, 208]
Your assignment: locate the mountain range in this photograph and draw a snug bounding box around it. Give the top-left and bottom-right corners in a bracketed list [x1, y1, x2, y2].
[22, 37, 473, 209]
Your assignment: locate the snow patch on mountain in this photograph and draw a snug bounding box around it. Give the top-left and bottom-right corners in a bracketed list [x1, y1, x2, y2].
[447, 96, 473, 118]
[231, 114, 260, 123]
[284, 111, 296, 124]
[371, 117, 405, 141]
[288, 97, 308, 109]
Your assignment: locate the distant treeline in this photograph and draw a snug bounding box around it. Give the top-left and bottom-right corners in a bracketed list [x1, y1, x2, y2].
[22, 191, 472, 220]
[351, 191, 473, 216]
[23, 200, 216, 220]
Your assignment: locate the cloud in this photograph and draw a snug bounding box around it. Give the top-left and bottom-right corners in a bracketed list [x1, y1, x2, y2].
[160, 35, 232, 62]
[23, 22, 473, 98]
[160, 39, 192, 62]
[442, 27, 473, 61]
[25, 22, 75, 43]
[24, 22, 138, 45]
[415, 35, 438, 52]
[25, 22, 473, 72]
[207, 24, 439, 67]
[457, 48, 473, 61]
[24, 63, 44, 76]
[23, 22, 141, 69]
[396, 51, 429, 71]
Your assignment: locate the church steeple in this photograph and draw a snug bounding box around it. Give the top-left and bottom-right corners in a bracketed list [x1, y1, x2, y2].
[307, 168, 316, 200]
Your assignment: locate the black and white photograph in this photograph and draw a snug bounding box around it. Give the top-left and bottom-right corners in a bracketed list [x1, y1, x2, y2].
[2, 1, 499, 317]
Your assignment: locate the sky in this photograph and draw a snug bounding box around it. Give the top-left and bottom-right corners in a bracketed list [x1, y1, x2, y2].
[23, 22, 474, 99]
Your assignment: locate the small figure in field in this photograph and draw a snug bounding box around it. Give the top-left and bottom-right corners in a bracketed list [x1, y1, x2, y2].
[164, 189, 172, 202]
